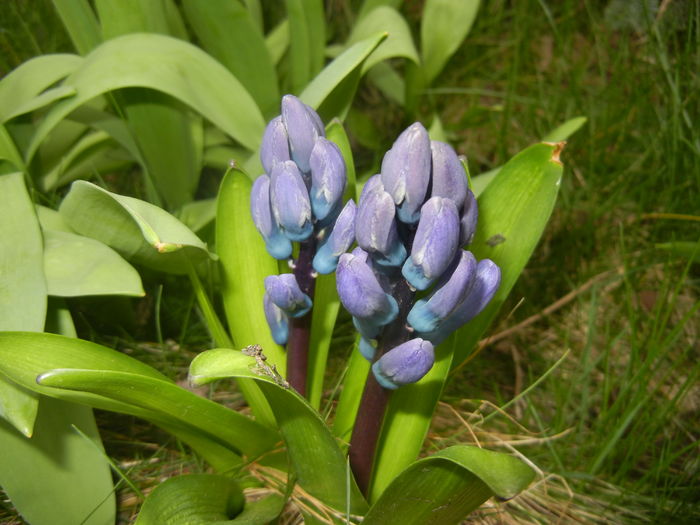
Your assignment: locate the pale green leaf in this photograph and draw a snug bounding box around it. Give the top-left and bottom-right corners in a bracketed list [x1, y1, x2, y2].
[357, 0, 403, 20]
[95, 0, 171, 37]
[0, 124, 26, 172]
[421, 0, 480, 84]
[59, 180, 214, 274]
[190, 348, 369, 514]
[541, 116, 587, 142]
[265, 20, 290, 66]
[43, 229, 144, 297]
[52, 0, 102, 55]
[364, 446, 534, 524]
[285, 0, 325, 93]
[332, 345, 370, 441]
[366, 62, 405, 105]
[178, 198, 217, 233]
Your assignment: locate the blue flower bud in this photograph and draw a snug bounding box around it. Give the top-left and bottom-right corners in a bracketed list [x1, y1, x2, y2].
[420, 259, 501, 345]
[407, 250, 477, 333]
[250, 175, 293, 260]
[310, 137, 346, 221]
[380, 123, 431, 224]
[336, 250, 398, 325]
[313, 200, 356, 274]
[261, 116, 291, 174]
[459, 189, 478, 246]
[402, 197, 460, 290]
[430, 141, 468, 211]
[264, 274, 312, 318]
[372, 338, 435, 389]
[355, 182, 407, 267]
[281, 94, 323, 173]
[270, 160, 313, 242]
[358, 336, 378, 361]
[263, 292, 289, 345]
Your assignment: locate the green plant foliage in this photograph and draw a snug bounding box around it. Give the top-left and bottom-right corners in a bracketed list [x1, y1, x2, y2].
[363, 446, 535, 524]
[190, 348, 368, 515]
[59, 180, 214, 274]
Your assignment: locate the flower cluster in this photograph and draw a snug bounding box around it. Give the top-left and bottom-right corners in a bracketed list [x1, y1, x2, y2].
[251, 95, 355, 345]
[336, 123, 501, 389]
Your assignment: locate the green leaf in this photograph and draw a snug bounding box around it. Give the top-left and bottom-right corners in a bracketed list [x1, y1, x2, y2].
[265, 20, 290, 66]
[59, 180, 214, 274]
[216, 166, 285, 372]
[43, 229, 145, 297]
[181, 0, 278, 117]
[541, 116, 587, 142]
[190, 348, 369, 515]
[0, 396, 116, 525]
[332, 344, 369, 441]
[95, 0, 171, 37]
[0, 124, 26, 173]
[178, 198, 217, 234]
[347, 6, 419, 72]
[0, 173, 46, 436]
[52, 0, 102, 55]
[325, 119, 358, 201]
[421, 0, 480, 85]
[0, 54, 82, 122]
[26, 33, 266, 162]
[300, 32, 387, 120]
[364, 446, 535, 524]
[285, 0, 325, 93]
[656, 240, 700, 262]
[357, 0, 403, 21]
[135, 474, 245, 525]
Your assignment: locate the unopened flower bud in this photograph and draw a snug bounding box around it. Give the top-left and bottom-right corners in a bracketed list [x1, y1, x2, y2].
[263, 292, 289, 345]
[372, 338, 435, 389]
[430, 141, 468, 211]
[380, 123, 431, 224]
[355, 183, 407, 267]
[281, 95, 323, 173]
[313, 200, 356, 274]
[402, 197, 460, 290]
[250, 174, 293, 260]
[270, 161, 313, 241]
[260, 116, 291, 174]
[358, 336, 378, 361]
[459, 189, 478, 246]
[407, 250, 477, 333]
[336, 250, 398, 325]
[264, 274, 312, 318]
[310, 138, 346, 222]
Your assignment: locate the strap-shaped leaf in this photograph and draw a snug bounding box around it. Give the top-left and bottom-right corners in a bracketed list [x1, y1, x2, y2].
[363, 446, 534, 525]
[43, 229, 144, 297]
[26, 33, 266, 162]
[190, 348, 369, 515]
[59, 180, 214, 274]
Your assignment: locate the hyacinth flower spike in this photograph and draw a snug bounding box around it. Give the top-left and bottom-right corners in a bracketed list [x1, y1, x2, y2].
[269, 160, 313, 242]
[407, 250, 478, 333]
[402, 196, 461, 290]
[372, 338, 435, 390]
[313, 200, 356, 274]
[264, 274, 312, 318]
[281, 94, 323, 173]
[250, 174, 293, 260]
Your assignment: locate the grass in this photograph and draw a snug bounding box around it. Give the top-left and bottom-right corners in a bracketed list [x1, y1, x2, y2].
[1, 0, 699, 523]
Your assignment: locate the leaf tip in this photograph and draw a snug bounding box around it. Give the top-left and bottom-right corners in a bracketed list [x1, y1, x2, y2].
[544, 141, 566, 165]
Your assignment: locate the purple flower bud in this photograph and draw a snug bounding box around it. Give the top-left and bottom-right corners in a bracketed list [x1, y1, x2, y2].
[358, 336, 378, 361]
[402, 197, 460, 290]
[359, 174, 384, 201]
[459, 189, 478, 246]
[336, 251, 398, 325]
[264, 274, 312, 318]
[355, 183, 407, 267]
[250, 175, 293, 260]
[261, 116, 291, 174]
[421, 259, 501, 345]
[281, 94, 323, 173]
[430, 141, 468, 211]
[270, 160, 313, 241]
[380, 123, 431, 224]
[407, 251, 477, 333]
[263, 292, 289, 345]
[372, 338, 435, 389]
[313, 200, 356, 274]
[310, 138, 346, 221]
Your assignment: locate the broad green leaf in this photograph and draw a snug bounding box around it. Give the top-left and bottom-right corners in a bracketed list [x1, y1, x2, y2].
[421, 0, 480, 85]
[59, 180, 214, 274]
[372, 142, 564, 499]
[301, 32, 387, 121]
[135, 474, 245, 525]
[216, 167, 285, 371]
[0, 54, 82, 122]
[36, 205, 72, 232]
[0, 396, 116, 525]
[364, 446, 535, 524]
[52, 0, 102, 55]
[541, 116, 587, 142]
[181, 0, 278, 117]
[26, 33, 266, 162]
[95, 0, 171, 38]
[332, 344, 370, 441]
[43, 229, 144, 297]
[366, 62, 405, 105]
[4, 86, 78, 124]
[357, 0, 403, 20]
[285, 0, 325, 93]
[178, 198, 217, 233]
[38, 368, 276, 458]
[190, 348, 369, 514]
[0, 124, 25, 172]
[265, 20, 290, 66]
[347, 6, 419, 72]
[0, 173, 46, 436]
